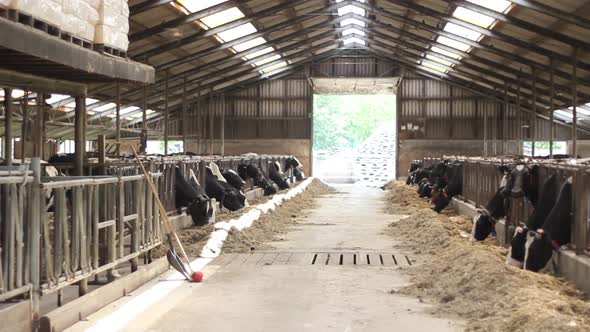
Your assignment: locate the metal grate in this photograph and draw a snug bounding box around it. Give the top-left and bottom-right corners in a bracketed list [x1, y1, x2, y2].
[211, 252, 415, 267]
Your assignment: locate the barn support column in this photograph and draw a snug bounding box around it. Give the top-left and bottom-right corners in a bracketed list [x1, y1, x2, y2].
[196, 85, 201, 155]
[74, 96, 86, 175]
[164, 71, 169, 156]
[503, 81, 508, 154]
[220, 94, 225, 156]
[20, 90, 28, 161]
[182, 78, 188, 152]
[116, 82, 121, 156]
[492, 97, 497, 156]
[209, 93, 214, 156]
[532, 68, 537, 157]
[549, 61, 555, 158]
[141, 84, 148, 154]
[517, 76, 522, 156]
[572, 49, 578, 158]
[3, 88, 13, 164]
[482, 98, 488, 157]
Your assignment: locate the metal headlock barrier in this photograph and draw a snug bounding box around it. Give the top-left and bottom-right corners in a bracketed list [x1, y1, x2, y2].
[412, 156, 590, 257]
[0, 154, 293, 319]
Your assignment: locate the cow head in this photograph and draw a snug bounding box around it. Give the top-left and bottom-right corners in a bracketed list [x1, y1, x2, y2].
[222, 188, 246, 211]
[222, 169, 246, 190]
[506, 226, 528, 268]
[523, 229, 557, 272]
[470, 210, 497, 242]
[431, 162, 463, 213]
[187, 196, 213, 226]
[432, 190, 450, 213]
[502, 163, 540, 205]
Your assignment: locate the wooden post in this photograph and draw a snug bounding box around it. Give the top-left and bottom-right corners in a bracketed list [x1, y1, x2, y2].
[483, 98, 488, 157]
[549, 60, 555, 159]
[3, 88, 12, 164]
[164, 71, 169, 156]
[492, 98, 497, 156]
[116, 82, 121, 156]
[74, 96, 88, 295]
[572, 49, 578, 158]
[196, 84, 201, 155]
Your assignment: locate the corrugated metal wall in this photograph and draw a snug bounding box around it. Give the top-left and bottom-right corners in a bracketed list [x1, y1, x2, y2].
[168, 77, 312, 140]
[399, 73, 578, 140]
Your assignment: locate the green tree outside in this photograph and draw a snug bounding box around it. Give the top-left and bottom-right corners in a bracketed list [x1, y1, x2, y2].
[313, 95, 396, 150]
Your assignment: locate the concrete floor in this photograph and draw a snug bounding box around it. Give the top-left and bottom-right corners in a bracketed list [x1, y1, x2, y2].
[67, 185, 462, 332]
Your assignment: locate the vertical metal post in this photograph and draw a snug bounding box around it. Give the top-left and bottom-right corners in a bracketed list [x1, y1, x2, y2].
[141, 84, 148, 154]
[572, 48, 578, 158]
[3, 88, 13, 164]
[503, 81, 508, 154]
[36, 94, 46, 159]
[182, 77, 188, 153]
[517, 75, 522, 156]
[574, 170, 587, 255]
[116, 82, 121, 156]
[164, 71, 169, 156]
[196, 84, 201, 155]
[209, 93, 214, 155]
[483, 98, 488, 157]
[30, 158, 41, 322]
[492, 98, 497, 156]
[74, 96, 86, 176]
[532, 68, 537, 157]
[221, 93, 225, 156]
[549, 60, 555, 159]
[20, 90, 28, 161]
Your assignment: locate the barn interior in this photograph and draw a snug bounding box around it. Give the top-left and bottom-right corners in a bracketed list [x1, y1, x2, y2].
[2, 0, 590, 331]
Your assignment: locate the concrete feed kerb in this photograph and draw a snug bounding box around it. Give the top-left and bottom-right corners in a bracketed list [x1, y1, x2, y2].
[200, 177, 315, 258]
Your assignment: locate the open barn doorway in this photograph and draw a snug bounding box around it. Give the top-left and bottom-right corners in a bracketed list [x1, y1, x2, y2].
[311, 78, 398, 187]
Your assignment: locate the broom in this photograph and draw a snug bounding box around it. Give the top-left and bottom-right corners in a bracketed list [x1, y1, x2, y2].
[130, 146, 203, 282]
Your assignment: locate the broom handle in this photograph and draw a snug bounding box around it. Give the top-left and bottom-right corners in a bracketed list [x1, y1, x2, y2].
[130, 146, 194, 273]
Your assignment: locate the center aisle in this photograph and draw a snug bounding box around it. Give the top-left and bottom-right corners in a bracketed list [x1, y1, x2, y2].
[68, 184, 462, 331]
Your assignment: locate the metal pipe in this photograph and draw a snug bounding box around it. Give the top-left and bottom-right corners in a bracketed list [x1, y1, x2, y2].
[141, 84, 148, 154]
[517, 75, 522, 156]
[4, 87, 13, 164]
[483, 98, 488, 157]
[182, 77, 188, 152]
[209, 93, 214, 156]
[20, 89, 27, 161]
[221, 93, 225, 156]
[503, 81, 508, 154]
[196, 84, 201, 155]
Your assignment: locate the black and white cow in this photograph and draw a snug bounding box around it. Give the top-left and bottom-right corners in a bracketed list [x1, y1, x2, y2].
[431, 161, 463, 213]
[238, 163, 277, 196]
[522, 178, 572, 272]
[269, 161, 290, 190]
[205, 163, 246, 211]
[470, 166, 511, 241]
[174, 167, 213, 226]
[222, 169, 246, 191]
[501, 163, 540, 205]
[284, 156, 305, 181]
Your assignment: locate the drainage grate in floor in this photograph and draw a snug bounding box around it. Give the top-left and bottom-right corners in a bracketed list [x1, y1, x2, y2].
[211, 252, 414, 267]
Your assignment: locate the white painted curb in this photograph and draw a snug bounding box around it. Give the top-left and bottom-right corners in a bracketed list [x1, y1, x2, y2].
[200, 177, 314, 258]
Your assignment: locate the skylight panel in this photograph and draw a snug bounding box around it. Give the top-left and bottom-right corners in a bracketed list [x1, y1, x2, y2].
[177, 0, 227, 13]
[0, 89, 24, 98]
[426, 54, 453, 67]
[200, 7, 244, 29]
[340, 18, 366, 27]
[338, 5, 365, 16]
[343, 28, 365, 37]
[94, 103, 117, 113]
[437, 36, 471, 52]
[254, 54, 282, 67]
[120, 106, 139, 115]
[46, 94, 70, 104]
[233, 37, 267, 52]
[343, 37, 366, 46]
[555, 110, 573, 119]
[217, 22, 257, 42]
[131, 109, 155, 119]
[261, 61, 288, 74]
[244, 47, 275, 60]
[467, 0, 512, 13]
[421, 62, 448, 74]
[453, 7, 495, 28]
[431, 46, 462, 60]
[443, 22, 482, 41]
[65, 98, 99, 109]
